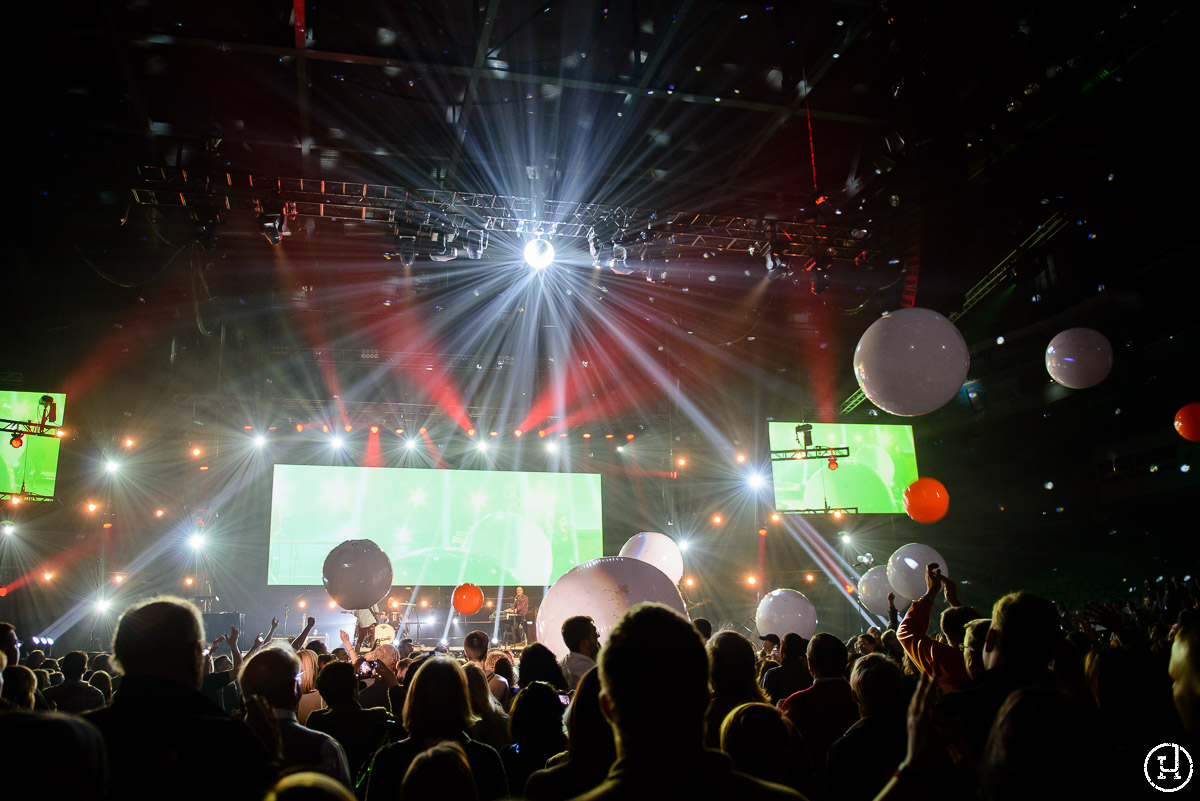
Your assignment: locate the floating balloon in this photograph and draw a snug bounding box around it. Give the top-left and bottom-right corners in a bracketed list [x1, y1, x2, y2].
[322, 539, 393, 610]
[858, 565, 910, 616]
[618, 532, 684, 584]
[903, 477, 950, 523]
[452, 583, 484, 615]
[535, 556, 688, 660]
[853, 308, 971, 416]
[1175, 403, 1200, 442]
[887, 543, 948, 602]
[755, 589, 818, 640]
[1045, 327, 1113, 389]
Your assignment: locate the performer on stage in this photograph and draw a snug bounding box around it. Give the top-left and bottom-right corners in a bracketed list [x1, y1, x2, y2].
[504, 587, 530, 645]
[352, 603, 382, 652]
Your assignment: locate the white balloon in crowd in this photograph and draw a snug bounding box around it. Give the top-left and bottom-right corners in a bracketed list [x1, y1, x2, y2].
[887, 543, 949, 601]
[755, 588, 818, 640]
[853, 308, 971, 416]
[1045, 327, 1113, 389]
[618, 531, 685, 584]
[858, 564, 909, 616]
[535, 556, 689, 660]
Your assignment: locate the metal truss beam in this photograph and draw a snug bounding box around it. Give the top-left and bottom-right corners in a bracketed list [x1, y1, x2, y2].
[132, 166, 881, 261]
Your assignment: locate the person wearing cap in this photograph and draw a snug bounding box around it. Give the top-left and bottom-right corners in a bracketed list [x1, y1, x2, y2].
[758, 633, 781, 662]
[761, 633, 814, 705]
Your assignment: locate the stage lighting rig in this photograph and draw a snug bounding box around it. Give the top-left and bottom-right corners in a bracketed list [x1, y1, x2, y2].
[192, 206, 222, 250]
[257, 194, 296, 245]
[807, 253, 833, 295]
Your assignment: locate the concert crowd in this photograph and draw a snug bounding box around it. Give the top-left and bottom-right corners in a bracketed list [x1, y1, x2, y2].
[1, 566, 1197, 799]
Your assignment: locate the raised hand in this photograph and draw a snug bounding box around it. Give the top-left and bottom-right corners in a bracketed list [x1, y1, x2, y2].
[270, 616, 279, 630]
[228, 625, 240, 646]
[307, 616, 315, 628]
[924, 563, 943, 597]
[888, 592, 896, 605]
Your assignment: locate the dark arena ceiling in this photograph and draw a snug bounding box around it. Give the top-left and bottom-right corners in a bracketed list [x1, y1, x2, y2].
[5, 0, 1199, 641]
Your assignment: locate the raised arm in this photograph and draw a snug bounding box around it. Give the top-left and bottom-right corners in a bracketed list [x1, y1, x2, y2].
[290, 616, 316, 651]
[228, 625, 244, 680]
[244, 616, 279, 661]
[888, 592, 900, 632]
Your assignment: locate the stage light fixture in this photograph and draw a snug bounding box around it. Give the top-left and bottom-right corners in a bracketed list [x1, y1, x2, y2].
[677, 457, 687, 467]
[328, 600, 337, 609]
[56, 429, 66, 438]
[42, 571, 53, 581]
[102, 522, 113, 529]
[2, 524, 13, 536]
[113, 574, 125, 583]
[805, 574, 815, 582]
[747, 575, 757, 585]
[87, 502, 97, 512]
[840, 533, 851, 543]
[9, 432, 22, 449]
[467, 428, 476, 437]
[420, 599, 429, 608]
[369, 426, 379, 434]
[188, 534, 205, 550]
[765, 250, 790, 281]
[748, 473, 766, 490]
[104, 460, 119, 473]
[95, 599, 111, 612]
[254, 435, 267, 447]
[808, 254, 833, 295]
[192, 207, 222, 250]
[405, 439, 417, 450]
[546, 441, 559, 453]
[476, 440, 488, 452]
[298, 600, 307, 609]
[758, 527, 767, 537]
[124, 438, 134, 448]
[678, 540, 690, 552]
[344, 424, 353, 433]
[712, 515, 722, 525]
[525, 238, 555, 269]
[192, 447, 201, 457]
[258, 195, 293, 245]
[331, 437, 344, 449]
[736, 453, 746, 463]
[514, 429, 523, 438]
[770, 513, 781, 522]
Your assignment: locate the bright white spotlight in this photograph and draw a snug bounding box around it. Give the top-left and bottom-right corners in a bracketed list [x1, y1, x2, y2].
[439, 638, 449, 646]
[189, 534, 206, 550]
[524, 238, 555, 269]
[405, 439, 418, 450]
[104, 460, 119, 473]
[747, 472, 766, 490]
[840, 532, 852, 543]
[545, 441, 559, 453]
[476, 440, 488, 452]
[331, 436, 344, 449]
[254, 435, 267, 447]
[678, 540, 690, 552]
[2, 524, 13, 536]
[95, 599, 111, 612]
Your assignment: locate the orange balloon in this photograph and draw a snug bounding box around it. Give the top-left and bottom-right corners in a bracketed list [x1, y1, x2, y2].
[452, 583, 485, 615]
[903, 478, 949, 523]
[1175, 403, 1200, 442]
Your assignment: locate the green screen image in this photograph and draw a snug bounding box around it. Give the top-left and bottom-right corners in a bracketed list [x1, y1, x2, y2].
[1, 391, 66, 500]
[768, 422, 918, 514]
[268, 464, 603, 586]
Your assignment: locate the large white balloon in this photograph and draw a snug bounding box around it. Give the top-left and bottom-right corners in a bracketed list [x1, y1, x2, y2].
[618, 532, 684, 584]
[887, 543, 949, 601]
[1045, 328, 1113, 389]
[858, 565, 910, 617]
[535, 556, 689, 660]
[755, 589, 818, 640]
[854, 308, 970, 416]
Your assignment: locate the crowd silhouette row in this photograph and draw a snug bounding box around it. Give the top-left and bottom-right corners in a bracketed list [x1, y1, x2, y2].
[2, 565, 1197, 799]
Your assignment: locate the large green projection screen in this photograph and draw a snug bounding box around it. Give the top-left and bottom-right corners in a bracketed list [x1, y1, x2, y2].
[768, 422, 918, 513]
[268, 465, 603, 586]
[1, 391, 66, 499]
